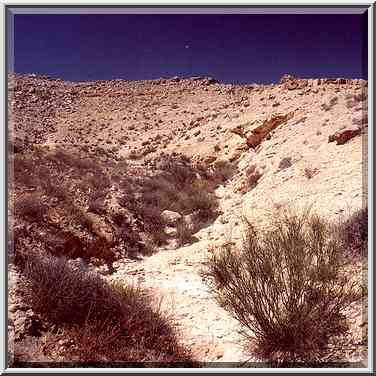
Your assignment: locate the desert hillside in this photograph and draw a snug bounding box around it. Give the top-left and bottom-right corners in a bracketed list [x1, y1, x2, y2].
[8, 73, 368, 366]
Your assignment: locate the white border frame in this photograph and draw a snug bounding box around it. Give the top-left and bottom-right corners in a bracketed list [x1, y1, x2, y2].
[1, 1, 373, 373]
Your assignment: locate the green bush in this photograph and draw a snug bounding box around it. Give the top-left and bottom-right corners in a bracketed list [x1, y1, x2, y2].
[202, 210, 360, 363]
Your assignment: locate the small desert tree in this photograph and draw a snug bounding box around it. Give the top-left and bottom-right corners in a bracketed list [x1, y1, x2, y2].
[203, 209, 360, 364]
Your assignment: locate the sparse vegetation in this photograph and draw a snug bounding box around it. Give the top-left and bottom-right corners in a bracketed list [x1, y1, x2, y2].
[15, 194, 47, 220]
[22, 254, 195, 365]
[176, 219, 194, 246]
[9, 73, 368, 366]
[321, 96, 338, 111]
[117, 153, 219, 250]
[338, 207, 368, 258]
[202, 209, 360, 364]
[304, 167, 319, 179]
[212, 159, 236, 182]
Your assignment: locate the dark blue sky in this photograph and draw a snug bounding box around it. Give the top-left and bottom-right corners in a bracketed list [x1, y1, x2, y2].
[11, 13, 367, 84]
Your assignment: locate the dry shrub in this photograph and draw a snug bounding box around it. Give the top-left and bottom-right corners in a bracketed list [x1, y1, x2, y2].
[88, 191, 107, 215]
[40, 174, 68, 201]
[213, 160, 236, 182]
[12, 154, 37, 187]
[304, 167, 319, 179]
[142, 236, 158, 256]
[186, 190, 218, 222]
[42, 231, 85, 260]
[23, 254, 195, 365]
[50, 149, 77, 169]
[139, 205, 166, 244]
[190, 178, 215, 193]
[339, 207, 368, 258]
[121, 154, 219, 248]
[85, 236, 115, 266]
[176, 219, 194, 246]
[202, 209, 360, 364]
[321, 96, 338, 111]
[85, 172, 111, 191]
[24, 255, 120, 325]
[111, 160, 129, 178]
[15, 194, 47, 221]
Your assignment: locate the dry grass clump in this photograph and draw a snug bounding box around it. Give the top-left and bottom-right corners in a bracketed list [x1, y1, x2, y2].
[22, 254, 195, 365]
[202, 209, 360, 364]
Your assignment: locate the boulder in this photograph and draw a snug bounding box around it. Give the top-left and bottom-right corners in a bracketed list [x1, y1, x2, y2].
[328, 126, 361, 145]
[161, 210, 182, 226]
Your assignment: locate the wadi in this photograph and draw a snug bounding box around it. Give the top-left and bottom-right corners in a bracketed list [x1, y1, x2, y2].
[8, 73, 368, 367]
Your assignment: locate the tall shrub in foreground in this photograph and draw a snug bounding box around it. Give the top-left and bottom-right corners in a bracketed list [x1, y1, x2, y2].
[203, 209, 360, 364]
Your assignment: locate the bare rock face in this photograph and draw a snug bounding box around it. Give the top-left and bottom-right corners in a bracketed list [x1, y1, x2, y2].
[246, 111, 294, 149]
[328, 126, 362, 145]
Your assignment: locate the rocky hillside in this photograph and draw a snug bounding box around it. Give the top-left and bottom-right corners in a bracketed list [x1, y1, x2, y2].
[8, 73, 368, 366]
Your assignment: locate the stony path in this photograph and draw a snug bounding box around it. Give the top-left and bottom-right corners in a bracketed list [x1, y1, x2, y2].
[108, 186, 257, 363]
[110, 241, 251, 363]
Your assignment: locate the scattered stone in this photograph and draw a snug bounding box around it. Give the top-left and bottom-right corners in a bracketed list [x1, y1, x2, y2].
[278, 157, 292, 170]
[194, 130, 201, 137]
[328, 126, 362, 145]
